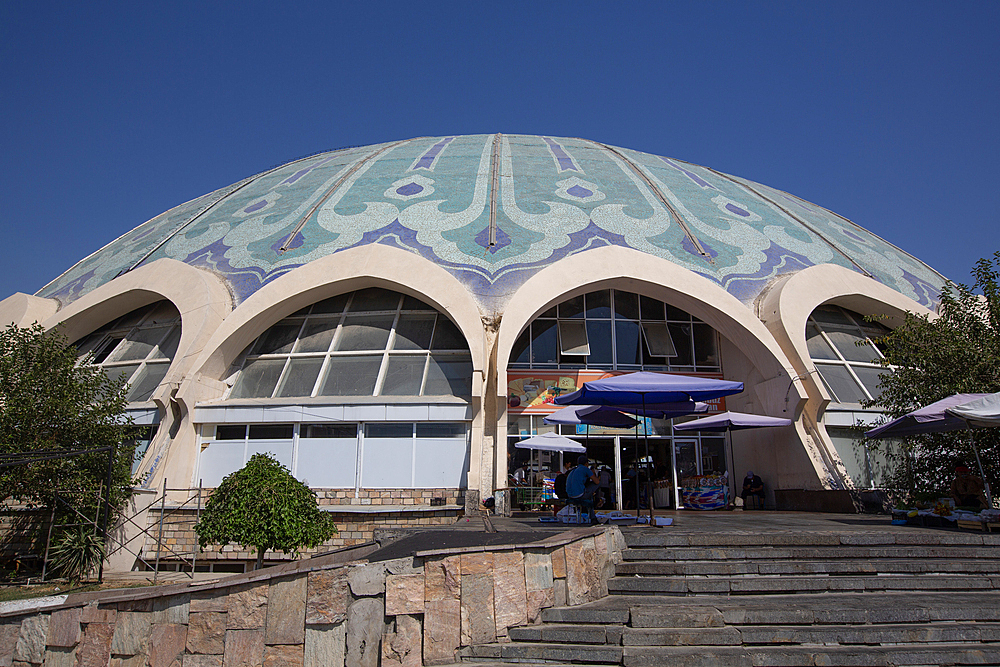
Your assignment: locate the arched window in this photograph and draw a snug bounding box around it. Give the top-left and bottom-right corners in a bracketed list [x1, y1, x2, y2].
[229, 288, 473, 399]
[508, 290, 719, 372]
[806, 305, 890, 405]
[74, 301, 182, 403]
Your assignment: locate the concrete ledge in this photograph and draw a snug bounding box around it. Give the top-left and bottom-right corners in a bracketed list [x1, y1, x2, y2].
[774, 489, 856, 512]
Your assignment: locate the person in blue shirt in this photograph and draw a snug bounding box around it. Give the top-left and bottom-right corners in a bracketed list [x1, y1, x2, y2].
[566, 455, 600, 522]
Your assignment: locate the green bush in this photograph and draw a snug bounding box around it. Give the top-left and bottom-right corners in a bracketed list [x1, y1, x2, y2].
[49, 528, 105, 583]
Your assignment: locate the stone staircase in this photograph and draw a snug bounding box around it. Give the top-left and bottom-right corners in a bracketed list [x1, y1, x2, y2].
[469, 526, 1000, 666]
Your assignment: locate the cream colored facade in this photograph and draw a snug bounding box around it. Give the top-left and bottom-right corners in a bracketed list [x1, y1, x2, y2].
[1, 245, 935, 512]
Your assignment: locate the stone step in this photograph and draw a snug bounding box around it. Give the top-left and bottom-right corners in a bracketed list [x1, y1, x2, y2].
[622, 622, 1000, 646]
[621, 643, 1000, 667]
[625, 591, 1000, 626]
[498, 642, 624, 664]
[608, 574, 1000, 595]
[617, 557, 1000, 576]
[623, 530, 1000, 549]
[622, 545, 1000, 561]
[540, 591, 1000, 627]
[508, 624, 624, 645]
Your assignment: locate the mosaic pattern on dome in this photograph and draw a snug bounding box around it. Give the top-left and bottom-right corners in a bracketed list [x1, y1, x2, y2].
[38, 135, 947, 313]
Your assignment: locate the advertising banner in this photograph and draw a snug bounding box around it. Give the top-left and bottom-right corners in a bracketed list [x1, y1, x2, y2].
[506, 371, 727, 416]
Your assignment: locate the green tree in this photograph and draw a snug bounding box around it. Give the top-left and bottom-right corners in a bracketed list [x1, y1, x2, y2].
[0, 323, 135, 540]
[194, 453, 337, 570]
[864, 252, 1000, 494]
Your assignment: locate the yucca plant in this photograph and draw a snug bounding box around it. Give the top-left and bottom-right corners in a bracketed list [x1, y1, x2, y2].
[49, 528, 105, 583]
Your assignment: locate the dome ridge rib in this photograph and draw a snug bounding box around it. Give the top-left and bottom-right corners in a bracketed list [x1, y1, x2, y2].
[588, 139, 712, 259]
[278, 139, 411, 253]
[700, 163, 873, 278]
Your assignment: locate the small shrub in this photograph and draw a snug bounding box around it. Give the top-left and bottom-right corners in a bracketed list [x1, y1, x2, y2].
[49, 528, 104, 583]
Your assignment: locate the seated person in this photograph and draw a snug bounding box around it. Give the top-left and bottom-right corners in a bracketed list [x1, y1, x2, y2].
[951, 464, 988, 510]
[566, 455, 600, 521]
[741, 470, 765, 506]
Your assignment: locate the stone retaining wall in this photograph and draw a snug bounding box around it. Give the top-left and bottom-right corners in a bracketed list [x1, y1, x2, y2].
[0, 526, 623, 667]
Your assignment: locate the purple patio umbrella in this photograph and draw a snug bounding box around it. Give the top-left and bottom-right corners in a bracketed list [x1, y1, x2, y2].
[866, 393, 994, 504]
[864, 394, 990, 438]
[555, 372, 745, 520]
[674, 411, 792, 508]
[543, 405, 641, 429]
[673, 411, 792, 432]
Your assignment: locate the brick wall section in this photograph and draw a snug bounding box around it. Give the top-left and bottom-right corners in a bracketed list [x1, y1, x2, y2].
[137, 488, 466, 567]
[0, 527, 623, 667]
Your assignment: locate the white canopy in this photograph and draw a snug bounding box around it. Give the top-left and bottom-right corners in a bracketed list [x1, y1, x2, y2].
[513, 432, 586, 453]
[946, 392, 1000, 428]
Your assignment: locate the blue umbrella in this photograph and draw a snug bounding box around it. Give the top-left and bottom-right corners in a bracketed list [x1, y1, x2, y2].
[555, 371, 744, 407]
[555, 372, 745, 520]
[543, 405, 641, 428]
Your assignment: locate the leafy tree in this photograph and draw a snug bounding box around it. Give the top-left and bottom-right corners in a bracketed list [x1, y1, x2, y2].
[864, 252, 1000, 495]
[194, 453, 337, 570]
[0, 323, 135, 540]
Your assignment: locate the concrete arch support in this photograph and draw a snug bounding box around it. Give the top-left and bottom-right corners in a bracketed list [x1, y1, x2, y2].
[757, 263, 936, 489]
[494, 245, 816, 493]
[34, 259, 234, 489]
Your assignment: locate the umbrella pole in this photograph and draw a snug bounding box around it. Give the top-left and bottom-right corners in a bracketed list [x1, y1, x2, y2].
[970, 432, 992, 507]
[634, 421, 641, 517]
[642, 394, 654, 525]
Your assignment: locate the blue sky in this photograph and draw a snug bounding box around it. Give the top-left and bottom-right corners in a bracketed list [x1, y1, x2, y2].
[1, 1, 997, 300]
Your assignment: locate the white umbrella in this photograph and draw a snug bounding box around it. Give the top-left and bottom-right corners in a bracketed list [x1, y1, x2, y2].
[514, 431, 586, 453]
[946, 392, 1000, 428]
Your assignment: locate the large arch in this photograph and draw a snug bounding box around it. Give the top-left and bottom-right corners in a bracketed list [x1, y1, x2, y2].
[176, 244, 489, 499]
[493, 245, 817, 493]
[29, 259, 234, 489]
[756, 263, 936, 488]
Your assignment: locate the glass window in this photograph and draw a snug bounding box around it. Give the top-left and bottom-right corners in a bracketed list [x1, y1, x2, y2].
[506, 290, 720, 373]
[336, 315, 393, 351]
[558, 295, 585, 319]
[806, 305, 891, 405]
[216, 425, 247, 440]
[425, 356, 473, 397]
[417, 423, 467, 438]
[275, 358, 323, 398]
[586, 290, 612, 318]
[558, 320, 590, 356]
[294, 319, 337, 353]
[640, 295, 665, 321]
[614, 292, 639, 320]
[128, 363, 169, 402]
[92, 337, 124, 363]
[382, 356, 427, 395]
[252, 324, 301, 356]
[366, 423, 413, 438]
[320, 356, 382, 396]
[249, 424, 294, 439]
[641, 322, 677, 357]
[816, 364, 867, 404]
[585, 320, 613, 366]
[311, 293, 350, 314]
[228, 288, 472, 399]
[531, 320, 558, 364]
[109, 326, 170, 362]
[231, 358, 286, 399]
[430, 318, 465, 351]
[393, 314, 435, 351]
[302, 423, 358, 439]
[510, 329, 531, 366]
[615, 320, 642, 366]
[806, 323, 838, 360]
[349, 288, 400, 312]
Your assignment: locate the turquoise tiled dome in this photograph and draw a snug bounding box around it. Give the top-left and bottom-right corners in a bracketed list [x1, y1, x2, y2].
[38, 135, 946, 312]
